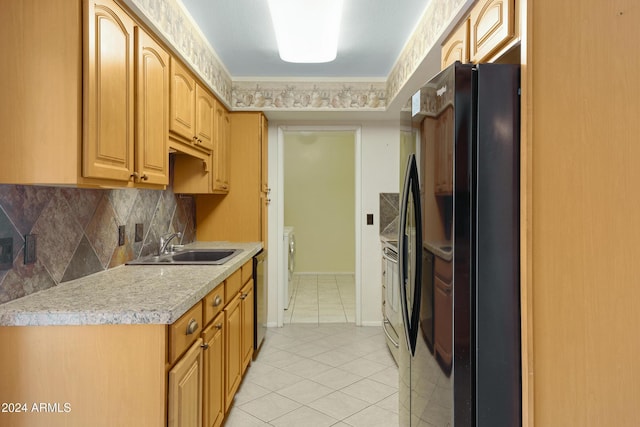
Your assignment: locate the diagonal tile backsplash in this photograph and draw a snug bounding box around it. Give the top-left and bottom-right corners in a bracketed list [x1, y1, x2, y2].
[0, 159, 196, 304]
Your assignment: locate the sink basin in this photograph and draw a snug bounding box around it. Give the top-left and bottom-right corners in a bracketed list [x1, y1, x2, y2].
[126, 249, 242, 265]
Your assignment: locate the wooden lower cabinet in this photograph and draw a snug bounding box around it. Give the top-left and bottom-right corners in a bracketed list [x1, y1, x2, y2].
[241, 279, 255, 373]
[0, 264, 256, 427]
[224, 294, 243, 412]
[168, 338, 204, 427]
[202, 312, 225, 427]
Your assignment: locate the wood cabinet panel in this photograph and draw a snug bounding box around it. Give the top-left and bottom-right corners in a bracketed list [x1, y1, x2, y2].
[202, 313, 225, 427]
[84, 0, 135, 182]
[0, 324, 166, 427]
[224, 294, 242, 412]
[241, 280, 254, 373]
[196, 112, 268, 245]
[469, 0, 515, 62]
[135, 27, 169, 185]
[441, 19, 470, 68]
[168, 338, 203, 427]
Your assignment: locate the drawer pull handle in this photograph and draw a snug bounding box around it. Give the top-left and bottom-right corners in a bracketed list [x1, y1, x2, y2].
[186, 319, 199, 335]
[213, 295, 222, 307]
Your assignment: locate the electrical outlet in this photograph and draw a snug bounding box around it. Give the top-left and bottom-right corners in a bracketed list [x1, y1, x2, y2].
[24, 234, 36, 265]
[0, 237, 13, 270]
[135, 223, 144, 242]
[118, 225, 126, 246]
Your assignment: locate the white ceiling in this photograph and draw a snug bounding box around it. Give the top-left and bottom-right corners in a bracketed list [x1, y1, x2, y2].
[179, 0, 433, 78]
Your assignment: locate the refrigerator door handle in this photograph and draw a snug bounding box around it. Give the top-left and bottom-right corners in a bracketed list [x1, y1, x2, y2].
[398, 154, 423, 356]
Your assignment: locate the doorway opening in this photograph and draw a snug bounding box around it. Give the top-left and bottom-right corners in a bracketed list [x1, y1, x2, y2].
[276, 126, 362, 326]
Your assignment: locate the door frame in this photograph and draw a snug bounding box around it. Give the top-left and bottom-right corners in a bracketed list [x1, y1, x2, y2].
[275, 125, 362, 327]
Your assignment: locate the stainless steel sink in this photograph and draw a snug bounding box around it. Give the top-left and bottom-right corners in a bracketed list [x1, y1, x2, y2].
[126, 249, 242, 265]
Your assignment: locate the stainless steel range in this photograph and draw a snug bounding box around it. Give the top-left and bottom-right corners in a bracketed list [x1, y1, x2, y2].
[381, 238, 400, 365]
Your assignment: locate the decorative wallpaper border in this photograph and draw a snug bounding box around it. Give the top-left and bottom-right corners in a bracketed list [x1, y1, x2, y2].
[124, 0, 468, 112]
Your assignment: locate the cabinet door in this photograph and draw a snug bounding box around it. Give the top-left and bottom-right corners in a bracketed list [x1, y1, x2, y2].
[135, 27, 169, 185]
[202, 313, 225, 427]
[84, 0, 135, 181]
[212, 101, 230, 193]
[441, 19, 470, 69]
[224, 294, 242, 411]
[240, 280, 254, 373]
[195, 84, 215, 152]
[170, 58, 196, 143]
[469, 0, 515, 62]
[168, 338, 203, 427]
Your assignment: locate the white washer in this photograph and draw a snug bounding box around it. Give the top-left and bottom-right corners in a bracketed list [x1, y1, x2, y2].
[283, 227, 296, 309]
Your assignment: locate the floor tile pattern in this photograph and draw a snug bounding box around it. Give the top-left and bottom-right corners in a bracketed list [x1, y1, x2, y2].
[225, 323, 399, 427]
[284, 274, 355, 324]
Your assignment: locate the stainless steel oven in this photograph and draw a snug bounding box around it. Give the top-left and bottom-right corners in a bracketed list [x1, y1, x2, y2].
[382, 240, 400, 365]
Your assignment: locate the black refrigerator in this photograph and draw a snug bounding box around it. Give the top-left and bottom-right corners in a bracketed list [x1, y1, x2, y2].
[398, 62, 521, 426]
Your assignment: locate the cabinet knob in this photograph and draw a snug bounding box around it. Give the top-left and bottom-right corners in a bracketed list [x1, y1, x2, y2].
[141, 174, 149, 181]
[186, 319, 199, 335]
[192, 136, 198, 141]
[213, 295, 222, 307]
[240, 293, 247, 300]
[130, 172, 139, 181]
[215, 323, 223, 330]
[201, 343, 209, 350]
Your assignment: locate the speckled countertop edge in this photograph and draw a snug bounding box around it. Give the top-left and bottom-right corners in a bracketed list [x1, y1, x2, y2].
[0, 241, 262, 326]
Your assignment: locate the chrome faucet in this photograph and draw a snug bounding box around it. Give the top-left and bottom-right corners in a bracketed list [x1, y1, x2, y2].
[159, 232, 182, 255]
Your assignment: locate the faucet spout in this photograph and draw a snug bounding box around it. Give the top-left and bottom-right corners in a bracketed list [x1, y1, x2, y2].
[159, 232, 182, 255]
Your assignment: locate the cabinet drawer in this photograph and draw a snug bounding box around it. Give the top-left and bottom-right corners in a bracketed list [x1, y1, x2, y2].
[169, 303, 203, 365]
[225, 268, 242, 300]
[203, 283, 225, 326]
[241, 260, 253, 285]
[434, 257, 453, 283]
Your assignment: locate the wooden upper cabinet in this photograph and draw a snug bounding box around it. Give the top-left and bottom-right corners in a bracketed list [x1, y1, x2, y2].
[195, 85, 215, 152]
[170, 57, 215, 154]
[170, 59, 197, 144]
[441, 19, 470, 69]
[469, 0, 515, 62]
[212, 101, 230, 193]
[84, 0, 135, 182]
[135, 27, 169, 185]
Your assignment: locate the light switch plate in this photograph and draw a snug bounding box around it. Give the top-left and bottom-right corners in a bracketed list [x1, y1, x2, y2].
[0, 237, 13, 270]
[118, 225, 126, 246]
[24, 234, 36, 265]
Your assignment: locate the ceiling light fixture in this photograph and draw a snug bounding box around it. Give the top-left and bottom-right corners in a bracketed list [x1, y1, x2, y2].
[267, 0, 344, 63]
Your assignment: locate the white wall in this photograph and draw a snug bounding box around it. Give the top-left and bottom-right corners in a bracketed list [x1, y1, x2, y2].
[266, 119, 399, 327]
[359, 121, 400, 325]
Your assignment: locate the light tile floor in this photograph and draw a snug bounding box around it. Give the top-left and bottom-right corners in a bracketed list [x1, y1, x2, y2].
[224, 323, 400, 427]
[284, 274, 356, 324]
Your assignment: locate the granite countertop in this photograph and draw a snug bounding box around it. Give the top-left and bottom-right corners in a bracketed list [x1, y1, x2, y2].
[0, 241, 262, 327]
